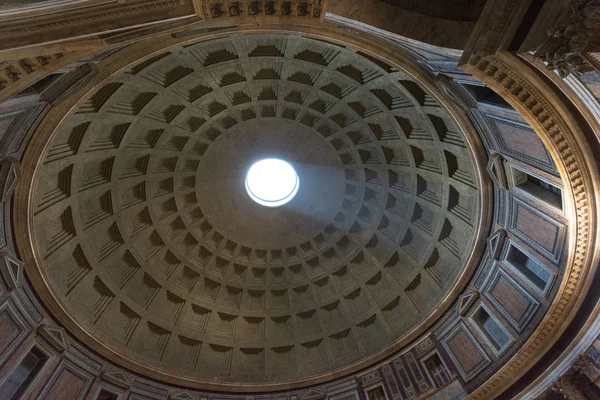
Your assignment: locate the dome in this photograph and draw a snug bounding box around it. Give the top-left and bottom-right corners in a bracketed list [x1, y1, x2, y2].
[25, 34, 484, 389]
[4, 1, 600, 399]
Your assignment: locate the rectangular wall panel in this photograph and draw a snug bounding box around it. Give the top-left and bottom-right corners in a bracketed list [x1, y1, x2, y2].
[439, 322, 490, 381]
[39, 361, 93, 400]
[486, 114, 556, 174]
[483, 267, 540, 332]
[382, 364, 401, 398]
[0, 299, 29, 365]
[393, 358, 417, 399]
[508, 197, 565, 264]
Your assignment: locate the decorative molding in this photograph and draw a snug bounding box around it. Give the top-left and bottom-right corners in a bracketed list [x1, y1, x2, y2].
[0, 251, 23, 291]
[102, 368, 132, 389]
[193, 0, 327, 22]
[0, 53, 64, 88]
[169, 390, 196, 400]
[37, 324, 70, 353]
[131, 379, 169, 399]
[0, 157, 20, 202]
[461, 50, 600, 400]
[0, 0, 124, 21]
[300, 388, 327, 400]
[469, 109, 499, 152]
[65, 345, 103, 374]
[496, 188, 509, 227]
[358, 370, 382, 387]
[486, 229, 506, 261]
[459, 0, 532, 66]
[413, 336, 435, 357]
[458, 290, 479, 316]
[487, 153, 507, 189]
[13, 287, 43, 326]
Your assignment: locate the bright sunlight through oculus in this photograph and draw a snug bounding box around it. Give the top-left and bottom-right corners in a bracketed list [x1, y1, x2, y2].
[245, 159, 299, 207]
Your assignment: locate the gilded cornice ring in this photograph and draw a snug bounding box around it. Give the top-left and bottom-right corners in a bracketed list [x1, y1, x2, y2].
[462, 50, 600, 400]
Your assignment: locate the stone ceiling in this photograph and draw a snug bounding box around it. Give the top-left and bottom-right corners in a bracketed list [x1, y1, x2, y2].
[29, 34, 481, 387]
[376, 0, 487, 21]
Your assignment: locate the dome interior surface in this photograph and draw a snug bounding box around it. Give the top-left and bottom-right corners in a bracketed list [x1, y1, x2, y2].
[31, 34, 481, 385]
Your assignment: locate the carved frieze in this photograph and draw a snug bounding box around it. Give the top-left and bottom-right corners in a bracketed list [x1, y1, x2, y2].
[0, 54, 63, 91]
[192, 0, 327, 21]
[0, 51, 91, 104]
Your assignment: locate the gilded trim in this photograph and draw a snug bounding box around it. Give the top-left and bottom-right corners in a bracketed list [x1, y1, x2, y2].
[461, 51, 600, 400]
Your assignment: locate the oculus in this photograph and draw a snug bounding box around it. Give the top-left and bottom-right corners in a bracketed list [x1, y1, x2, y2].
[245, 158, 299, 207]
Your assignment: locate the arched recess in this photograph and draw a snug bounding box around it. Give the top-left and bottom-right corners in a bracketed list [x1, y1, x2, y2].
[12, 24, 492, 392]
[460, 51, 600, 399]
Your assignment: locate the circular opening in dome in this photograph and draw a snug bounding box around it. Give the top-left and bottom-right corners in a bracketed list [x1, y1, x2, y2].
[245, 158, 299, 207]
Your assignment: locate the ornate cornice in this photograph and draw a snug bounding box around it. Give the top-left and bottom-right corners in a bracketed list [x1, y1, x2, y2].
[496, 52, 600, 400]
[461, 50, 600, 400]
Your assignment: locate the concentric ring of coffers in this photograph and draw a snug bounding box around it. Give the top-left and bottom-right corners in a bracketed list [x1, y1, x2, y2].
[32, 34, 481, 384]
